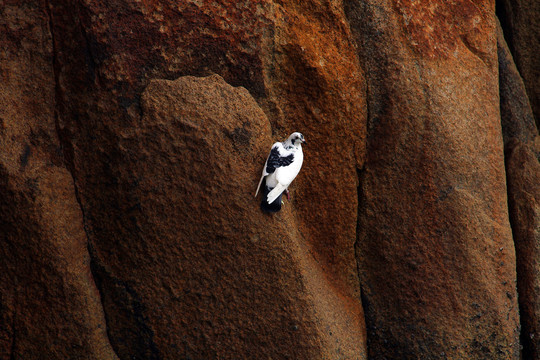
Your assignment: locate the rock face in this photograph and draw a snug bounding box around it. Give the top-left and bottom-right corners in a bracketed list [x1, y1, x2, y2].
[0, 1, 118, 359]
[45, 0, 367, 358]
[346, 1, 520, 358]
[86, 74, 366, 359]
[497, 0, 540, 127]
[0, 0, 538, 359]
[498, 22, 540, 360]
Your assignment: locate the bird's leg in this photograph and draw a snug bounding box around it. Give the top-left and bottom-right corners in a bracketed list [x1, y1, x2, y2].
[285, 189, 290, 200]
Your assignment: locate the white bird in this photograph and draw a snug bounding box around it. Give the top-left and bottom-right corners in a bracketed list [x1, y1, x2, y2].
[255, 132, 305, 212]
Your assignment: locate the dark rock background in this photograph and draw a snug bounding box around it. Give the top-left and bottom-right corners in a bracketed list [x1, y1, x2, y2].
[0, 0, 538, 359]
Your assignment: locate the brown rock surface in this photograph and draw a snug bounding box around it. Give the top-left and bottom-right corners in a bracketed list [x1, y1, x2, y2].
[498, 22, 540, 360]
[497, 0, 540, 126]
[498, 20, 538, 145]
[1, 0, 538, 359]
[0, 1, 117, 359]
[346, 1, 520, 358]
[84, 74, 367, 359]
[264, 1, 367, 309]
[50, 0, 366, 313]
[47, 0, 367, 358]
[505, 141, 540, 360]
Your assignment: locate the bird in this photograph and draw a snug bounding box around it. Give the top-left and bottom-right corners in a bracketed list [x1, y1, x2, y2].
[255, 132, 305, 212]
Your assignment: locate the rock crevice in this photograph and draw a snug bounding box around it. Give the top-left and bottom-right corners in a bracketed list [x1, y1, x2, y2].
[45, 2, 120, 358]
[497, 18, 540, 360]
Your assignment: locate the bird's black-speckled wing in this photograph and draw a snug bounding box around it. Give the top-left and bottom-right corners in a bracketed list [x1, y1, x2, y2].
[265, 144, 294, 174]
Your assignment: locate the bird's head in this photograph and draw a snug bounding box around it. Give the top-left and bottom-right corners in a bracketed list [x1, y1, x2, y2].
[288, 132, 306, 147]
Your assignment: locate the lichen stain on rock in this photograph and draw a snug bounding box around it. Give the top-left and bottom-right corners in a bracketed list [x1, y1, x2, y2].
[394, 0, 492, 62]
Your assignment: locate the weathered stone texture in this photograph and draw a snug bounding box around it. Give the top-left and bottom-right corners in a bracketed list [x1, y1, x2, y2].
[47, 0, 367, 358]
[498, 21, 540, 360]
[85, 74, 365, 359]
[0, 1, 117, 359]
[1, 0, 538, 359]
[497, 0, 540, 126]
[346, 1, 520, 358]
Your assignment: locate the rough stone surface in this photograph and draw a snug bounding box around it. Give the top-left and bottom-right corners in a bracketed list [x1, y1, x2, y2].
[505, 141, 540, 360]
[1, 0, 538, 359]
[87, 74, 367, 359]
[50, 0, 367, 315]
[498, 22, 540, 360]
[0, 1, 117, 359]
[48, 0, 367, 358]
[346, 1, 520, 358]
[497, 0, 540, 126]
[267, 0, 367, 306]
[498, 20, 538, 146]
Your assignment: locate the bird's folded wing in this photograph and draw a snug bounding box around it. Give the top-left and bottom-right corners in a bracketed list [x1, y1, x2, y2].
[256, 143, 294, 197]
[265, 144, 294, 175]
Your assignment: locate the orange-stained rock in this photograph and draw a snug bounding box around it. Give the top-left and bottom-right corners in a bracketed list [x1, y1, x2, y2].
[346, 1, 520, 358]
[261, 0, 367, 310]
[498, 22, 540, 360]
[3, 0, 537, 358]
[48, 0, 368, 358]
[50, 0, 367, 316]
[0, 1, 117, 359]
[86, 74, 366, 359]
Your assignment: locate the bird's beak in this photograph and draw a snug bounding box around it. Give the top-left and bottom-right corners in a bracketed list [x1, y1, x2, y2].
[302, 139, 307, 145]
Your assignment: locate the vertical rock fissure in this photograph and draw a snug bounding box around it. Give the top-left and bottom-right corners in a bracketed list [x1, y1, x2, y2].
[44, 2, 119, 358]
[495, 2, 515, 66]
[346, 3, 372, 353]
[502, 157, 526, 359]
[353, 79, 369, 299]
[496, 21, 538, 358]
[354, 165, 369, 357]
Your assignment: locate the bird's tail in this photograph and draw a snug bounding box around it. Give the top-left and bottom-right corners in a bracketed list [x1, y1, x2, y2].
[267, 183, 287, 204]
[255, 174, 264, 197]
[260, 183, 283, 213]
